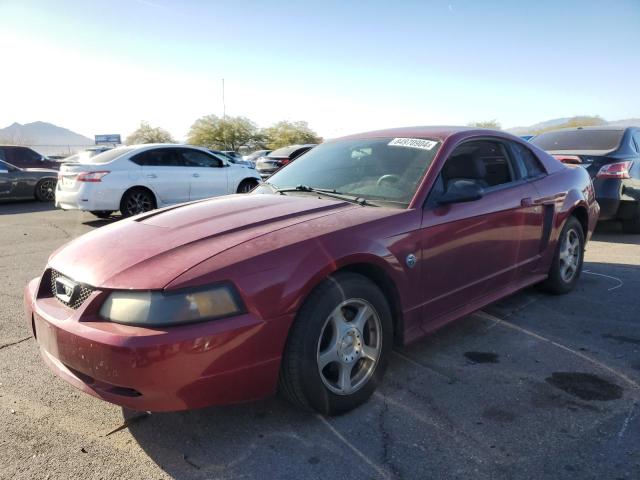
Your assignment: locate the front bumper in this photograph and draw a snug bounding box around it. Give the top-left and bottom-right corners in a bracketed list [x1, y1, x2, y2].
[24, 277, 292, 411]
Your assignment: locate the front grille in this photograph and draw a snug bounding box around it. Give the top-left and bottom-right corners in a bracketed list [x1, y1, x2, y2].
[49, 269, 94, 309]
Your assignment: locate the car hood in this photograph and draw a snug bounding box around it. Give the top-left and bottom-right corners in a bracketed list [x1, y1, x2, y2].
[48, 194, 359, 289]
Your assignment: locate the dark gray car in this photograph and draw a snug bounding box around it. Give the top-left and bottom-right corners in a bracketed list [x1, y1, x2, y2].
[0, 160, 58, 201]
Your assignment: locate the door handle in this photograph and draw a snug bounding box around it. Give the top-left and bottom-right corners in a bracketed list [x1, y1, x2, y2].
[146, 174, 157, 179]
[192, 173, 200, 178]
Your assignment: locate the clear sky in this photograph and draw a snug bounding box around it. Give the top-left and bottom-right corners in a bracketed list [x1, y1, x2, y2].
[1, 0, 639, 141]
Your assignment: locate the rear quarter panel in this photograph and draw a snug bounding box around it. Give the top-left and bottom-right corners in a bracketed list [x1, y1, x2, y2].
[530, 164, 598, 275]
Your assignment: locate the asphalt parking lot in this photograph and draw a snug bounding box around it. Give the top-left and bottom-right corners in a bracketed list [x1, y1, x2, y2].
[1, 202, 639, 480]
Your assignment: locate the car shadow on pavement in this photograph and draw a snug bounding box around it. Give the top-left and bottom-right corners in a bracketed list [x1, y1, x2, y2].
[592, 221, 640, 245]
[83, 218, 118, 228]
[0, 200, 56, 215]
[124, 261, 640, 479]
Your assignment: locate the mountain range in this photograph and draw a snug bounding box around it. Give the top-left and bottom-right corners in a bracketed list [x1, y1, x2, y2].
[1, 117, 639, 152]
[507, 117, 640, 135]
[0, 121, 92, 146]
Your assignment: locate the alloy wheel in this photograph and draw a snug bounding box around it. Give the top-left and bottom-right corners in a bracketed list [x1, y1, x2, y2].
[38, 179, 56, 201]
[125, 191, 153, 215]
[316, 299, 382, 395]
[559, 227, 581, 283]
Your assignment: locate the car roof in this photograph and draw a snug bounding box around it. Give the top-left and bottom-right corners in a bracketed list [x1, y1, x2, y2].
[337, 126, 479, 142]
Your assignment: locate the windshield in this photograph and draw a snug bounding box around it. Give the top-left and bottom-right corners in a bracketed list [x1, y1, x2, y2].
[258, 137, 440, 207]
[86, 147, 136, 164]
[531, 129, 624, 151]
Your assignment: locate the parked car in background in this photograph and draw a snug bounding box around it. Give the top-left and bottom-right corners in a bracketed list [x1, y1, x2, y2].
[0, 160, 57, 201]
[222, 151, 244, 163]
[243, 149, 272, 164]
[25, 127, 598, 415]
[0, 145, 59, 170]
[531, 126, 640, 232]
[520, 135, 535, 141]
[55, 144, 261, 218]
[210, 149, 253, 167]
[255, 144, 316, 178]
[60, 146, 113, 164]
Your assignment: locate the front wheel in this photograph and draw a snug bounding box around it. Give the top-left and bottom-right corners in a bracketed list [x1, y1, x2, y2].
[35, 178, 56, 202]
[279, 273, 392, 415]
[539, 216, 585, 294]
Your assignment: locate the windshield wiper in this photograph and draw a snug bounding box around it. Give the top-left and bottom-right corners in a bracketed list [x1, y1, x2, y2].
[276, 184, 376, 206]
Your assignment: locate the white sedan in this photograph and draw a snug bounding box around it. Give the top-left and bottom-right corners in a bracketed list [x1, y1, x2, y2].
[55, 144, 262, 218]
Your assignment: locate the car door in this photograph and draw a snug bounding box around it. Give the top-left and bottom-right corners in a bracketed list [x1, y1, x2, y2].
[418, 138, 542, 327]
[179, 148, 229, 200]
[0, 161, 15, 198]
[134, 148, 191, 205]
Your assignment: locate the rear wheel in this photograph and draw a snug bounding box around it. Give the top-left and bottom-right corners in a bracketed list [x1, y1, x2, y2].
[35, 178, 56, 202]
[237, 179, 259, 193]
[120, 188, 156, 217]
[279, 273, 392, 415]
[90, 211, 113, 219]
[540, 216, 584, 294]
[621, 204, 640, 234]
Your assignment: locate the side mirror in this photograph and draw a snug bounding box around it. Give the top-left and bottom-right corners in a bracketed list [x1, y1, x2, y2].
[437, 180, 483, 205]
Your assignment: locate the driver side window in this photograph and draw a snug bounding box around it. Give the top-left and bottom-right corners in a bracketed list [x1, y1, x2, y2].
[441, 140, 515, 189]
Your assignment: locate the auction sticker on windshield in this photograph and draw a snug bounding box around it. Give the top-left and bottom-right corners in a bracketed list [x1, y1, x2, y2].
[388, 138, 438, 150]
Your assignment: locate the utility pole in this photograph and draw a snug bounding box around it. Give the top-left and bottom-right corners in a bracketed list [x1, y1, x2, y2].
[222, 78, 226, 119]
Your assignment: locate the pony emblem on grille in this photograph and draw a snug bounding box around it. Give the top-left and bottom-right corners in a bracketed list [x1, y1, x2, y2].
[54, 275, 78, 304]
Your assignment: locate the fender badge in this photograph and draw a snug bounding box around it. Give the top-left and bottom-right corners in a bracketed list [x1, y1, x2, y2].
[406, 254, 417, 269]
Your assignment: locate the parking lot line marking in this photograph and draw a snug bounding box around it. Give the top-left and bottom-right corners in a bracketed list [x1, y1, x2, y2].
[474, 311, 640, 392]
[583, 270, 624, 291]
[316, 414, 393, 480]
[374, 393, 507, 464]
[391, 350, 455, 382]
[617, 402, 638, 441]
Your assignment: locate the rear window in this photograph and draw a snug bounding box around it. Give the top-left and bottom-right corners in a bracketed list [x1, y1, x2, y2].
[87, 147, 136, 164]
[531, 130, 624, 151]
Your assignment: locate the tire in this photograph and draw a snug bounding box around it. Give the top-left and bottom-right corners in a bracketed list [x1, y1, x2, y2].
[539, 216, 585, 294]
[90, 211, 113, 219]
[621, 205, 640, 234]
[120, 188, 156, 217]
[237, 179, 259, 194]
[279, 272, 393, 415]
[34, 178, 56, 202]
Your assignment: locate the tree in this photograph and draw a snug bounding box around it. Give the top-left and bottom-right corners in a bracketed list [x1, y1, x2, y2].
[261, 121, 322, 149]
[126, 121, 175, 144]
[467, 120, 502, 130]
[187, 115, 260, 151]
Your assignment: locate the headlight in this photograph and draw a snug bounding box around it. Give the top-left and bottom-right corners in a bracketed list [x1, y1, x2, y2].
[99, 284, 244, 326]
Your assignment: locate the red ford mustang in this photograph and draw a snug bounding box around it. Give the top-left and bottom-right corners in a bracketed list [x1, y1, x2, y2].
[24, 127, 599, 415]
